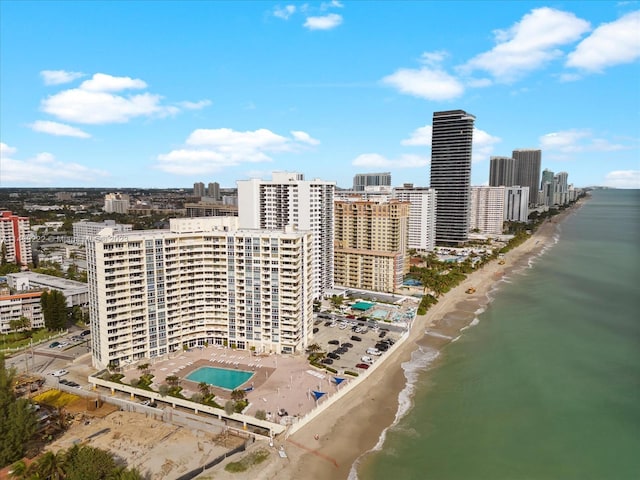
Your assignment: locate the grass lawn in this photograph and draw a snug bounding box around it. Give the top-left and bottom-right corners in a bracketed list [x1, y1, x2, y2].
[0, 329, 60, 350]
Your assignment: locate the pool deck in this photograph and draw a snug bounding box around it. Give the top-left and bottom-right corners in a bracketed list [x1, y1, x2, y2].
[120, 347, 339, 424]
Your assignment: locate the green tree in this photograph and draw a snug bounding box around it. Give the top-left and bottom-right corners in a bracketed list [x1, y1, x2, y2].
[40, 290, 68, 331]
[224, 400, 235, 415]
[0, 355, 38, 468]
[8, 316, 30, 334]
[165, 375, 179, 387]
[31, 450, 67, 480]
[230, 389, 246, 402]
[1, 242, 6, 266]
[65, 444, 117, 480]
[198, 381, 210, 398]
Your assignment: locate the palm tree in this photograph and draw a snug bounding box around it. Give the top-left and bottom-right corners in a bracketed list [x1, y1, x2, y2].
[165, 375, 179, 387]
[230, 389, 246, 402]
[198, 381, 210, 397]
[306, 343, 322, 354]
[8, 460, 27, 479]
[33, 450, 67, 480]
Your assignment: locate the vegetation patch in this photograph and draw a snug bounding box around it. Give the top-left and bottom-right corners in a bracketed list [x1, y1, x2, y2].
[32, 389, 79, 408]
[344, 370, 359, 377]
[224, 448, 270, 473]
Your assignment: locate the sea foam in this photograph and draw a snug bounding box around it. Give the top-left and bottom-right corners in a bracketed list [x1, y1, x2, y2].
[348, 345, 440, 480]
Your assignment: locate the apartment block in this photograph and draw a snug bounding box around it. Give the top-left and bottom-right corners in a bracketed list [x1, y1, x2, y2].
[0, 211, 32, 266]
[6, 271, 89, 307]
[86, 218, 314, 369]
[504, 186, 530, 223]
[0, 292, 44, 334]
[392, 184, 437, 252]
[470, 186, 506, 235]
[237, 172, 335, 299]
[334, 198, 410, 293]
[352, 172, 391, 192]
[73, 220, 133, 243]
[104, 193, 130, 214]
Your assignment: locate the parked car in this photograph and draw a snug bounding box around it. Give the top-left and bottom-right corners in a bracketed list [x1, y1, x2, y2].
[350, 336, 362, 342]
[336, 347, 348, 354]
[313, 327, 319, 334]
[328, 339, 340, 345]
[355, 363, 370, 369]
[327, 353, 340, 360]
[346, 314, 355, 319]
[378, 331, 387, 338]
[50, 369, 68, 377]
[59, 379, 70, 385]
[321, 358, 334, 365]
[80, 330, 91, 337]
[375, 343, 389, 351]
[341, 342, 353, 348]
[361, 356, 373, 364]
[48, 341, 60, 348]
[57, 342, 69, 348]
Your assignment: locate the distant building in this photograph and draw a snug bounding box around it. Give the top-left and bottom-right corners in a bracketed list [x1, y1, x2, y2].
[334, 198, 410, 292]
[470, 187, 505, 235]
[392, 184, 437, 252]
[489, 157, 515, 187]
[352, 172, 391, 192]
[554, 172, 569, 206]
[193, 182, 206, 197]
[73, 220, 132, 243]
[86, 218, 314, 369]
[540, 169, 554, 207]
[430, 110, 475, 245]
[207, 182, 221, 200]
[237, 172, 335, 298]
[103, 193, 130, 214]
[513, 149, 541, 207]
[0, 211, 32, 266]
[6, 271, 88, 307]
[504, 186, 530, 223]
[0, 292, 44, 334]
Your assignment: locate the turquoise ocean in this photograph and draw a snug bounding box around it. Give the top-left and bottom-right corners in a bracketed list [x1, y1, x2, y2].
[356, 189, 640, 480]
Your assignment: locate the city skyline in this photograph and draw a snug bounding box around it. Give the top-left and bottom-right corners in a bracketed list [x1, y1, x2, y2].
[1, 1, 639, 189]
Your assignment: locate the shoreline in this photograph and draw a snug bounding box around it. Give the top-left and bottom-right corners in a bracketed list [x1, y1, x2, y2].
[214, 201, 584, 480]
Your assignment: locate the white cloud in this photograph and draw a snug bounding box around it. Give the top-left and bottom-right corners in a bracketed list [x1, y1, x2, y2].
[401, 125, 433, 146]
[382, 67, 464, 101]
[79, 73, 147, 92]
[463, 7, 590, 82]
[177, 99, 212, 110]
[321, 0, 343, 10]
[401, 125, 501, 162]
[352, 153, 429, 169]
[304, 13, 343, 30]
[566, 11, 640, 72]
[604, 170, 640, 188]
[0, 144, 108, 185]
[0, 143, 17, 156]
[157, 128, 320, 175]
[290, 130, 320, 145]
[420, 50, 448, 66]
[558, 72, 582, 82]
[472, 128, 502, 162]
[29, 120, 91, 138]
[540, 129, 628, 158]
[38, 72, 196, 125]
[42, 89, 173, 124]
[40, 70, 85, 85]
[274, 5, 296, 20]
[466, 78, 493, 88]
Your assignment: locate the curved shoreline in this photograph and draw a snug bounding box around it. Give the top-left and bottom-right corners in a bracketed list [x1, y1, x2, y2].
[215, 200, 585, 480]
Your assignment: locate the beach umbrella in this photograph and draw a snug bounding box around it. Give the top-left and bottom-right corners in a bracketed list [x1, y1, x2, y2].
[311, 390, 326, 401]
[333, 377, 345, 385]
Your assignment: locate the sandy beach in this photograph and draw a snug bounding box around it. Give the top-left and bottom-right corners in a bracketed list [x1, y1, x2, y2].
[220, 203, 583, 480]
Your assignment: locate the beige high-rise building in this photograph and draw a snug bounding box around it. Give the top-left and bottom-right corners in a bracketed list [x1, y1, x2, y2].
[86, 217, 314, 369]
[0, 211, 32, 266]
[334, 198, 410, 293]
[470, 186, 506, 235]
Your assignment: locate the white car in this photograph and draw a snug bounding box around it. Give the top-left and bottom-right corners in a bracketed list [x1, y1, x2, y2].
[50, 369, 69, 377]
[361, 356, 373, 364]
[57, 342, 69, 348]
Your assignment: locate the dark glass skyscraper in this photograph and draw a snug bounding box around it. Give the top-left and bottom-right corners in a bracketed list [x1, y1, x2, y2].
[429, 109, 475, 245]
[489, 156, 515, 186]
[513, 149, 542, 207]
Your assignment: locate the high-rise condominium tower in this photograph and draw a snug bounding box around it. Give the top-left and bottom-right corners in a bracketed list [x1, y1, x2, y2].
[489, 156, 515, 186]
[237, 172, 335, 298]
[0, 211, 32, 266]
[429, 110, 475, 245]
[513, 149, 541, 207]
[353, 172, 391, 192]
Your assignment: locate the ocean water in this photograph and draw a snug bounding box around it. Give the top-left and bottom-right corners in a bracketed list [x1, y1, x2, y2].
[357, 189, 640, 480]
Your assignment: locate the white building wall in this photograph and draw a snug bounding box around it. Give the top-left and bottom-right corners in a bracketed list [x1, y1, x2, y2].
[86, 223, 314, 369]
[505, 186, 530, 223]
[470, 186, 506, 235]
[392, 186, 437, 252]
[237, 172, 335, 298]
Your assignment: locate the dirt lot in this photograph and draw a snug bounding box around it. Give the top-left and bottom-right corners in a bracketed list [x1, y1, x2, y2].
[48, 410, 244, 479]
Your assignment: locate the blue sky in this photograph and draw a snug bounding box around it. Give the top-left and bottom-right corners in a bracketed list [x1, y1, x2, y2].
[1, 1, 639, 189]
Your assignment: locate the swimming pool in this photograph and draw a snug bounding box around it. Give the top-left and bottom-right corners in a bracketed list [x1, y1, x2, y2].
[186, 367, 254, 390]
[371, 308, 388, 320]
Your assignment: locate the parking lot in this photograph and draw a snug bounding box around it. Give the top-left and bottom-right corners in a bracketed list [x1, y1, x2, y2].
[310, 313, 399, 374]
